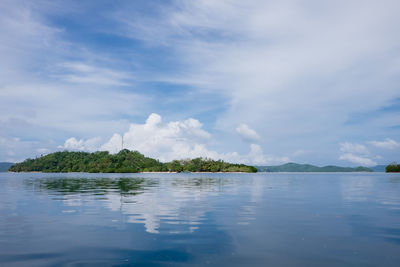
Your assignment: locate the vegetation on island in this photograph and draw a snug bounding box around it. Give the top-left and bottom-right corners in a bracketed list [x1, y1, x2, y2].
[167, 158, 257, 173]
[386, 162, 400, 172]
[256, 162, 373, 172]
[8, 149, 257, 173]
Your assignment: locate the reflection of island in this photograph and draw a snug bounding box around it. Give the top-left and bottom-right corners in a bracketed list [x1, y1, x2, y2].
[25, 175, 262, 234]
[26, 177, 155, 195]
[10, 150, 257, 173]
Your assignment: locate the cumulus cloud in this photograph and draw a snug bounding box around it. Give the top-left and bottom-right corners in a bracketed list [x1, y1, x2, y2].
[368, 138, 400, 149]
[236, 124, 260, 142]
[99, 114, 288, 164]
[339, 153, 377, 166]
[60, 137, 101, 152]
[61, 114, 288, 165]
[100, 133, 123, 154]
[100, 113, 213, 161]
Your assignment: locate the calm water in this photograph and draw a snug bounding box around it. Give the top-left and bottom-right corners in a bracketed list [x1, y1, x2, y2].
[1, 172, 400, 266]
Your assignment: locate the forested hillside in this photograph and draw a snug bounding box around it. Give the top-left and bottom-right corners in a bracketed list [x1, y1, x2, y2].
[9, 150, 257, 173]
[386, 163, 400, 172]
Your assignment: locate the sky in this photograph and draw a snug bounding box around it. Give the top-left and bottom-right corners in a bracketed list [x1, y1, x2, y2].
[1, 0, 399, 166]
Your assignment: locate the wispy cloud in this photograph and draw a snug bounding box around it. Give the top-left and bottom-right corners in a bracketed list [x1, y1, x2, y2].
[339, 153, 377, 167]
[56, 62, 131, 86]
[0, 1, 149, 160]
[368, 138, 400, 150]
[114, 0, 400, 163]
[338, 141, 385, 166]
[340, 142, 370, 155]
[339, 141, 376, 166]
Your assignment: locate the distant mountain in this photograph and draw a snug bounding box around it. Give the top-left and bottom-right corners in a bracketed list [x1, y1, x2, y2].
[256, 163, 373, 172]
[0, 162, 14, 172]
[369, 165, 386, 172]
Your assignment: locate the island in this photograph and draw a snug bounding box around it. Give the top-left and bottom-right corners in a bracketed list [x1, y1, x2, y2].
[8, 149, 257, 173]
[386, 162, 400, 172]
[256, 162, 373, 172]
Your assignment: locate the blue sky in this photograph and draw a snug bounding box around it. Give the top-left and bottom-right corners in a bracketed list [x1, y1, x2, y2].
[1, 0, 399, 166]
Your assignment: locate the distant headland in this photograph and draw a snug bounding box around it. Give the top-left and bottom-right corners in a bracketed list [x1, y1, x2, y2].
[8, 149, 257, 173]
[256, 162, 396, 172]
[256, 162, 373, 172]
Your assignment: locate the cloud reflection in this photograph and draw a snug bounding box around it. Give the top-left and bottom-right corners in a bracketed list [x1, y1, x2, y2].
[26, 176, 262, 234]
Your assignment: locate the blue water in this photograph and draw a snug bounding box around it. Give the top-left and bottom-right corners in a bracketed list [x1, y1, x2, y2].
[0, 172, 400, 266]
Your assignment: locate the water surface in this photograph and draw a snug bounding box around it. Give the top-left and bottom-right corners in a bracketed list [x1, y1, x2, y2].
[1, 172, 400, 266]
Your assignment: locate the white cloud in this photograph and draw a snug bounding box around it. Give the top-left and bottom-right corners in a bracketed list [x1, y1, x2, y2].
[368, 138, 400, 150]
[245, 144, 289, 165]
[60, 137, 101, 152]
[236, 124, 260, 142]
[99, 114, 289, 164]
[0, 134, 55, 162]
[100, 113, 214, 162]
[61, 114, 288, 165]
[36, 148, 50, 155]
[0, 0, 61, 83]
[100, 133, 123, 154]
[340, 142, 369, 155]
[339, 153, 377, 166]
[56, 62, 131, 86]
[339, 142, 377, 166]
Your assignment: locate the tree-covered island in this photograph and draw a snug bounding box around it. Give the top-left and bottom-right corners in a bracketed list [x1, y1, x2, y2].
[9, 149, 257, 173]
[386, 162, 400, 172]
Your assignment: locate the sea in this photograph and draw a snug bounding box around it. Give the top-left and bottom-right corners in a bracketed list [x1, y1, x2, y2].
[0, 172, 399, 266]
